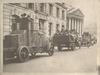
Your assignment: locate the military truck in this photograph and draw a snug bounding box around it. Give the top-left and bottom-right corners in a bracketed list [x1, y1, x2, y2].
[52, 29, 82, 51]
[52, 31, 76, 51]
[3, 14, 54, 62]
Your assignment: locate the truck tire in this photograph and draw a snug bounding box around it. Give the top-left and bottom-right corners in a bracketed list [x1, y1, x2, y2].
[78, 42, 81, 49]
[46, 42, 54, 56]
[71, 43, 75, 50]
[48, 47, 54, 56]
[58, 45, 62, 51]
[31, 52, 36, 57]
[17, 46, 29, 62]
[87, 42, 91, 48]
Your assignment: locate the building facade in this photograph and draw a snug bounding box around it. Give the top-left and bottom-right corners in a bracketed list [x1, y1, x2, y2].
[3, 3, 84, 37]
[3, 3, 67, 37]
[66, 8, 84, 36]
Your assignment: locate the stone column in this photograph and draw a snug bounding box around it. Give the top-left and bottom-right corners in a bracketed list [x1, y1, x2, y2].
[81, 20, 83, 35]
[80, 20, 82, 35]
[71, 18, 72, 30]
[74, 19, 76, 31]
[76, 19, 78, 33]
[73, 18, 75, 30]
[69, 18, 71, 31]
[72, 18, 74, 30]
[67, 18, 69, 30]
[79, 19, 82, 36]
[77, 19, 79, 34]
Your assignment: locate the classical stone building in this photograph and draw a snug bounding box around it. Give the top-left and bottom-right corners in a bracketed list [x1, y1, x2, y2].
[66, 8, 84, 35]
[3, 3, 84, 37]
[3, 3, 67, 37]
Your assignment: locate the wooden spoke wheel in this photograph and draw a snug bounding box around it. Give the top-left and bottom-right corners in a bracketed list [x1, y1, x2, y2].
[31, 52, 36, 57]
[71, 43, 75, 50]
[58, 45, 62, 51]
[48, 47, 54, 56]
[18, 47, 29, 62]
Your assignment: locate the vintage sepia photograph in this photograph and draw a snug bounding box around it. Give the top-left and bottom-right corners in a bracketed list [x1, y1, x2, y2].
[1, 0, 100, 74]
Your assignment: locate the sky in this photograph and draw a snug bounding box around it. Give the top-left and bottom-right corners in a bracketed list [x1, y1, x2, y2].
[65, 0, 100, 33]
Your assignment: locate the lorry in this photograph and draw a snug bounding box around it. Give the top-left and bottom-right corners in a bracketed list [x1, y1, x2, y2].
[3, 14, 54, 62]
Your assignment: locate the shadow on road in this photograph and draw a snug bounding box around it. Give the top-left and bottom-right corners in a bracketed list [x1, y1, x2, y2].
[3, 48, 81, 64]
[58, 48, 80, 52]
[3, 47, 84, 65]
[3, 54, 50, 65]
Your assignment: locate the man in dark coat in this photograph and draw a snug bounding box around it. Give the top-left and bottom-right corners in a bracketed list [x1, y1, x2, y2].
[20, 13, 29, 30]
[11, 14, 20, 31]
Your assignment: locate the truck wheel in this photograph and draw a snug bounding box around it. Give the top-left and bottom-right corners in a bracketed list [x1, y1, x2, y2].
[78, 43, 81, 49]
[87, 42, 91, 48]
[31, 52, 36, 57]
[48, 47, 54, 56]
[87, 44, 90, 48]
[71, 43, 75, 50]
[18, 47, 29, 62]
[58, 45, 62, 51]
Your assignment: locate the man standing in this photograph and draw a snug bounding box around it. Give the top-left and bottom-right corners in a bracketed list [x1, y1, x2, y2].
[11, 14, 20, 31]
[20, 13, 29, 30]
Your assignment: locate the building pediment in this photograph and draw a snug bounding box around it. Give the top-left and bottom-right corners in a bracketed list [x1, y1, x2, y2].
[67, 9, 84, 17]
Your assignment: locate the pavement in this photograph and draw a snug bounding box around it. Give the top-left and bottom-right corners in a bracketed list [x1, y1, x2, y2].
[3, 45, 97, 73]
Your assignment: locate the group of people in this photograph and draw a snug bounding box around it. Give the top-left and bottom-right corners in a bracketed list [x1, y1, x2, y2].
[56, 26, 79, 38]
[54, 26, 82, 44]
[11, 13, 33, 31]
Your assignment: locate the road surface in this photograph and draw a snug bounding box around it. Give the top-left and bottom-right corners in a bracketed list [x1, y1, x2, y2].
[3, 45, 97, 73]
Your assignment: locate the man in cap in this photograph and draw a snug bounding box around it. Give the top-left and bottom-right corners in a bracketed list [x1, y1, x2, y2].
[11, 14, 20, 31]
[20, 13, 29, 30]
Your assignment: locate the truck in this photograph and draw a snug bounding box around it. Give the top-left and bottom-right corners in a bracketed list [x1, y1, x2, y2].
[3, 14, 54, 62]
[52, 32, 76, 51]
[52, 30, 82, 51]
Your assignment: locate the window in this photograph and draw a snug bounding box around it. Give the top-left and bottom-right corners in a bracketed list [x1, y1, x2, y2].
[56, 7, 59, 18]
[62, 10, 65, 20]
[28, 3, 34, 9]
[49, 4, 53, 15]
[56, 24, 60, 32]
[40, 3, 45, 12]
[49, 23, 52, 36]
[39, 21, 42, 30]
[39, 19, 44, 31]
